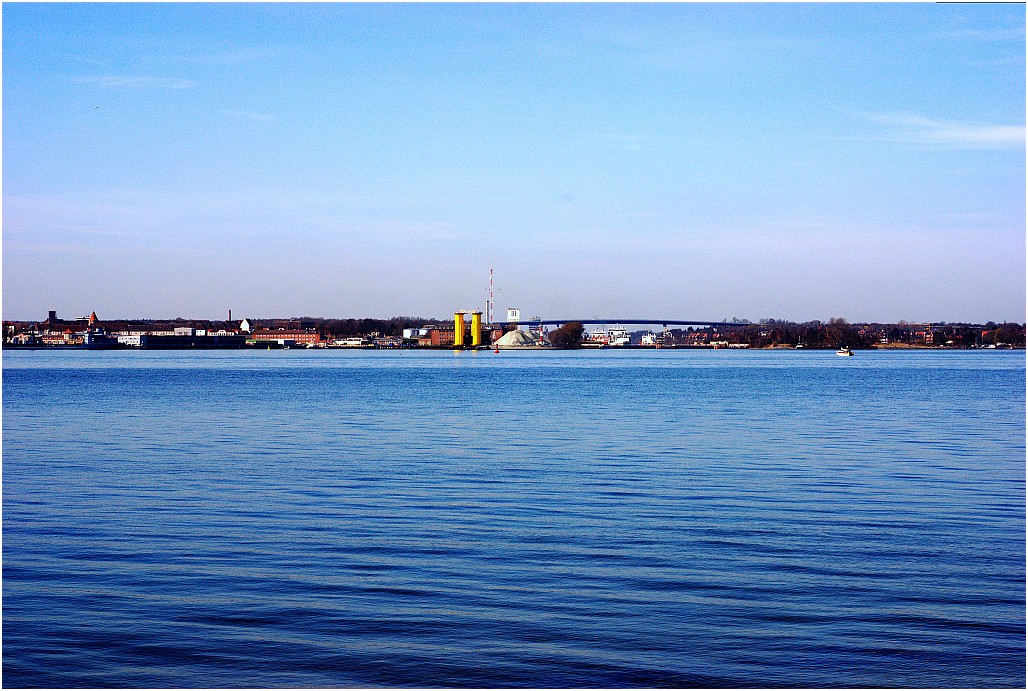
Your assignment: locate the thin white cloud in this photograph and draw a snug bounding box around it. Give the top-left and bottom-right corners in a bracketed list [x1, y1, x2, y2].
[874, 113, 1024, 149]
[219, 109, 277, 123]
[933, 27, 1025, 42]
[73, 75, 194, 89]
[844, 112, 1025, 151]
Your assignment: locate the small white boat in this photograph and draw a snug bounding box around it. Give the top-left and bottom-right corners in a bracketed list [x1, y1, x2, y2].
[836, 347, 854, 356]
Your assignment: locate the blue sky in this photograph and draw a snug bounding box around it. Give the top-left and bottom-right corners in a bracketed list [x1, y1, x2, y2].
[3, 3, 1024, 323]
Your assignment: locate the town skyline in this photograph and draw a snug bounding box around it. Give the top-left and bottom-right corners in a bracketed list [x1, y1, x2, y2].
[7, 308, 1024, 350]
[3, 3, 1025, 323]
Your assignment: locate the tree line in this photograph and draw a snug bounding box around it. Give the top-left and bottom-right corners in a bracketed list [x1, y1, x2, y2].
[664, 318, 1026, 349]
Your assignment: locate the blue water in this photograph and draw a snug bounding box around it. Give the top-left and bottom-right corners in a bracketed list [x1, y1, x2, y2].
[3, 349, 1024, 687]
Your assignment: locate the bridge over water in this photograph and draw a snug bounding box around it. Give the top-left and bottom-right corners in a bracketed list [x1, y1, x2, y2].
[504, 319, 752, 329]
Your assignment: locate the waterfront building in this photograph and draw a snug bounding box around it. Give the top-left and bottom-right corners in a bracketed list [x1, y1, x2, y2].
[251, 329, 322, 346]
[429, 327, 455, 347]
[334, 336, 371, 347]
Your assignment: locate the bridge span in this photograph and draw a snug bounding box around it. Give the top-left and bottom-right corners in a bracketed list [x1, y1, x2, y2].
[504, 319, 751, 329]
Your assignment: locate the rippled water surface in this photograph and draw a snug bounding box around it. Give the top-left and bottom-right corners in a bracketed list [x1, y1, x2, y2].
[3, 349, 1025, 687]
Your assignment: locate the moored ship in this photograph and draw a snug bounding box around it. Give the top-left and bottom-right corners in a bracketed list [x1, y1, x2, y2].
[583, 325, 631, 347]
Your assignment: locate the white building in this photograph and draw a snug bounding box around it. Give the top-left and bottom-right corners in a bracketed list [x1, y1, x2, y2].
[334, 337, 371, 347]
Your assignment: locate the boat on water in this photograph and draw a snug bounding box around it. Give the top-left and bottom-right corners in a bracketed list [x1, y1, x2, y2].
[836, 347, 854, 356]
[583, 325, 631, 347]
[607, 326, 630, 347]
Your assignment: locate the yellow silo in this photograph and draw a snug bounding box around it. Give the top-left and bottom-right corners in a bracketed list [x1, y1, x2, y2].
[470, 311, 483, 347]
[453, 311, 465, 347]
